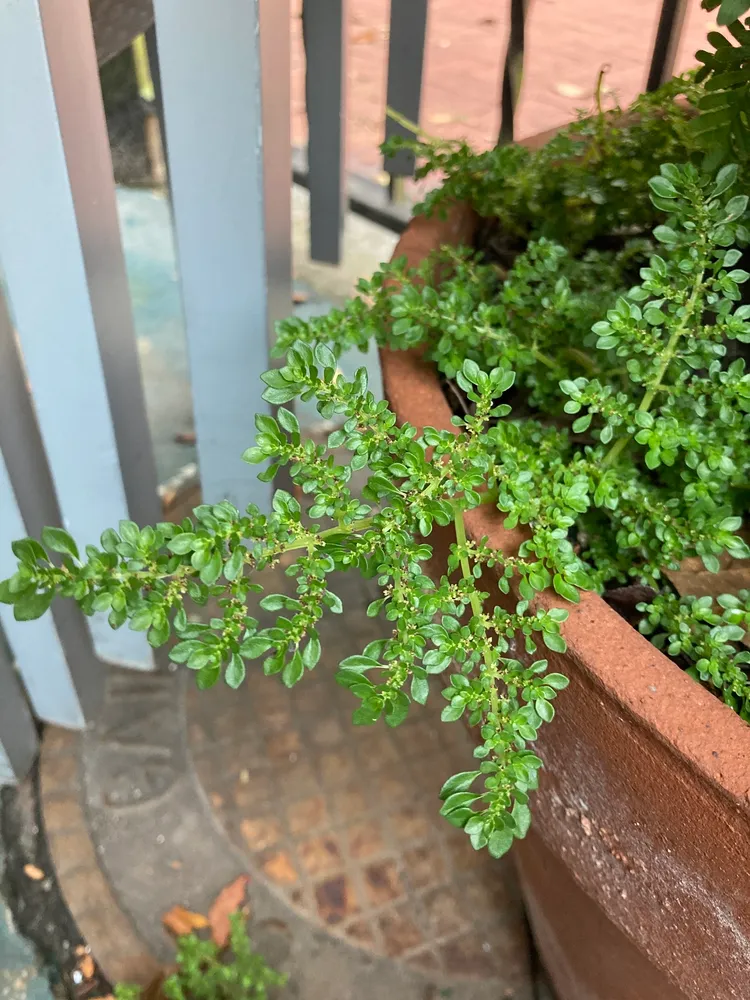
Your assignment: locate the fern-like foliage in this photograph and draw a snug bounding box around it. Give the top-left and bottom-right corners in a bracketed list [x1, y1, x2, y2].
[694, 17, 750, 167]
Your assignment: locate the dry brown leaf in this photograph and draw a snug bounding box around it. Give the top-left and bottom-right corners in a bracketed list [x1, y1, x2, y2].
[77, 954, 96, 980]
[169, 860, 182, 871]
[23, 864, 44, 881]
[162, 904, 209, 937]
[74, 945, 87, 957]
[292, 290, 309, 305]
[207, 874, 250, 948]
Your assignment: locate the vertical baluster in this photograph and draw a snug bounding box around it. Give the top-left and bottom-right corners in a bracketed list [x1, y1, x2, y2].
[647, 0, 688, 91]
[151, 0, 292, 508]
[0, 0, 151, 669]
[303, 0, 347, 264]
[0, 627, 38, 785]
[383, 0, 430, 189]
[498, 0, 529, 145]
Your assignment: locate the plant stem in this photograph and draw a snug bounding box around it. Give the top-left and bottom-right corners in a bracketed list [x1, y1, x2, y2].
[603, 264, 704, 467]
[454, 507, 499, 716]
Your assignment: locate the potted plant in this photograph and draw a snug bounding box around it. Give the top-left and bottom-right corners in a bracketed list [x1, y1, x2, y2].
[4, 3, 750, 998]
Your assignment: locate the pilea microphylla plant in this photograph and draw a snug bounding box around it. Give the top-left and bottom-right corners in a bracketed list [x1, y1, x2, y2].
[4, 5, 750, 861]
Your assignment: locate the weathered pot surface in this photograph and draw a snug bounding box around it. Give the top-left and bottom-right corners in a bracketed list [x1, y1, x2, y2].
[379, 203, 750, 1000]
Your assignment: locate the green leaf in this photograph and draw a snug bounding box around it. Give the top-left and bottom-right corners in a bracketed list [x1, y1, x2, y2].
[542, 631, 566, 653]
[411, 675, 429, 705]
[240, 635, 274, 658]
[226, 653, 246, 689]
[648, 176, 677, 199]
[0, 579, 18, 605]
[717, 0, 750, 26]
[224, 546, 245, 581]
[282, 651, 304, 688]
[488, 827, 515, 858]
[553, 574, 580, 604]
[512, 802, 532, 838]
[302, 634, 321, 670]
[168, 533, 196, 555]
[13, 589, 52, 622]
[170, 640, 205, 664]
[339, 654, 380, 671]
[725, 195, 749, 221]
[41, 526, 79, 561]
[385, 691, 410, 727]
[439, 770, 481, 800]
[535, 698, 555, 723]
[200, 550, 222, 586]
[441, 702, 465, 722]
[544, 672, 569, 690]
[11, 539, 46, 566]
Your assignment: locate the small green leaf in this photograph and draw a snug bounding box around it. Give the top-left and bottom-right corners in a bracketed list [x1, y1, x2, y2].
[226, 653, 246, 689]
[282, 651, 304, 688]
[13, 590, 52, 622]
[488, 827, 514, 859]
[41, 526, 79, 561]
[439, 770, 481, 800]
[224, 546, 245, 581]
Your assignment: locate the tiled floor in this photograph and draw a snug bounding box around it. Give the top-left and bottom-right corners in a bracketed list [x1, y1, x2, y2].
[187, 569, 531, 984]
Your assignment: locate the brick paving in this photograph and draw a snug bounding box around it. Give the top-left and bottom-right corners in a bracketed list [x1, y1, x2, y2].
[187, 568, 531, 983]
[291, 0, 716, 181]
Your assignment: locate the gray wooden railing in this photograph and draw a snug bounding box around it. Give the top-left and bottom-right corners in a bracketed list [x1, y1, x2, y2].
[0, 0, 688, 783]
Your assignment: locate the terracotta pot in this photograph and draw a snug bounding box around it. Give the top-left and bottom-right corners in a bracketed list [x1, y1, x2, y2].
[379, 203, 750, 1000]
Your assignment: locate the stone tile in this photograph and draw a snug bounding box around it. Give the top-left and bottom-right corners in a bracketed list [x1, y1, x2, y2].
[315, 874, 359, 926]
[319, 752, 356, 786]
[233, 773, 274, 809]
[310, 718, 344, 747]
[260, 707, 294, 734]
[403, 842, 447, 890]
[377, 907, 424, 957]
[440, 934, 497, 977]
[265, 730, 301, 761]
[271, 760, 317, 798]
[261, 850, 298, 886]
[363, 859, 403, 907]
[40, 753, 79, 796]
[389, 806, 432, 844]
[373, 770, 411, 805]
[287, 795, 328, 836]
[332, 788, 368, 823]
[344, 919, 376, 948]
[346, 822, 385, 861]
[240, 817, 282, 852]
[422, 887, 469, 937]
[297, 834, 342, 877]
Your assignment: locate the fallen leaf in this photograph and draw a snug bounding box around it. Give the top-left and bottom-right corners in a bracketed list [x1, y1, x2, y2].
[292, 290, 309, 305]
[169, 860, 182, 871]
[23, 864, 44, 881]
[77, 954, 95, 980]
[162, 904, 209, 937]
[74, 945, 87, 957]
[208, 875, 250, 948]
[174, 431, 196, 446]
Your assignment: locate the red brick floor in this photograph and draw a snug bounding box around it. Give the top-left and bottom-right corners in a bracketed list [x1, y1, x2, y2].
[290, 0, 716, 182]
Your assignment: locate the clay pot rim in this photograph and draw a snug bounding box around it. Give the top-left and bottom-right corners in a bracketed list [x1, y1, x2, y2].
[379, 202, 750, 806]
